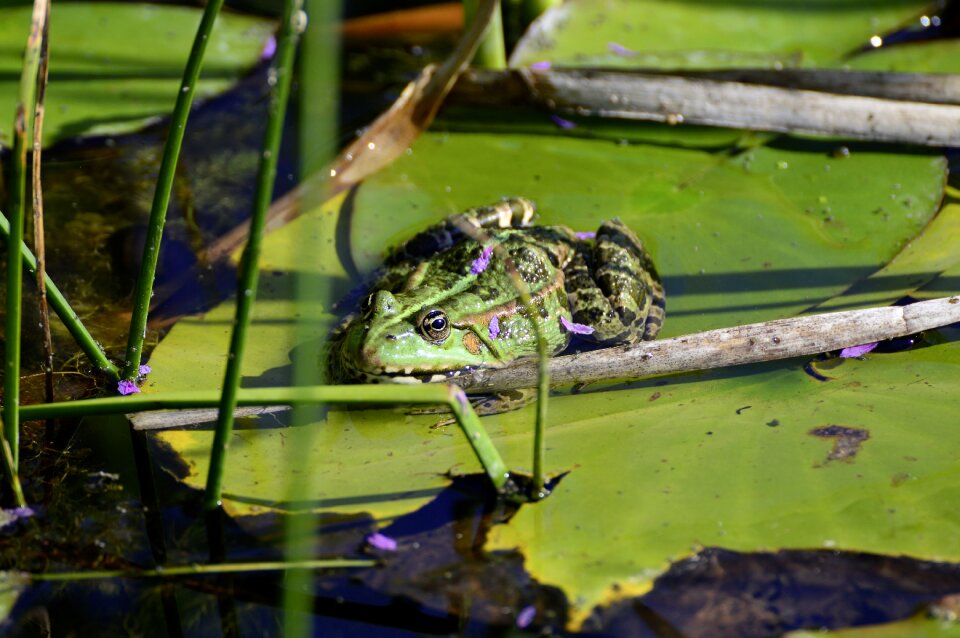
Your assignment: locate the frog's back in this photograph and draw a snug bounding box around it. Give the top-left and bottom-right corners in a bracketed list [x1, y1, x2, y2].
[395, 228, 571, 321]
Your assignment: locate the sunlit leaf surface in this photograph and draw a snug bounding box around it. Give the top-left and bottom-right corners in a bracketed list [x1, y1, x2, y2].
[0, 4, 274, 145]
[509, 0, 931, 69]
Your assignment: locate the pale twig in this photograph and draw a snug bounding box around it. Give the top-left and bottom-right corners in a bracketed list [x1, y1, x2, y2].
[31, 0, 52, 404]
[445, 296, 960, 393]
[449, 68, 960, 146]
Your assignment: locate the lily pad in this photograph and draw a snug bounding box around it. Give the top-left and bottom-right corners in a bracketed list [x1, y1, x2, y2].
[509, 0, 931, 70]
[847, 39, 960, 74]
[486, 341, 960, 621]
[0, 3, 274, 145]
[814, 201, 960, 312]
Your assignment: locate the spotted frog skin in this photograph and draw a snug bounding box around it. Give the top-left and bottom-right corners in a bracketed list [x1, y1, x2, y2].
[329, 198, 665, 414]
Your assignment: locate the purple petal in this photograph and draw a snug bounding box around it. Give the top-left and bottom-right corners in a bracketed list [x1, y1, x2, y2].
[489, 315, 500, 340]
[260, 35, 277, 60]
[529, 60, 552, 71]
[470, 245, 494, 274]
[574, 231, 596, 240]
[139, 364, 152, 376]
[117, 379, 141, 395]
[840, 342, 878, 358]
[550, 114, 577, 130]
[607, 42, 636, 56]
[366, 532, 398, 551]
[516, 605, 536, 628]
[0, 506, 36, 530]
[560, 315, 595, 335]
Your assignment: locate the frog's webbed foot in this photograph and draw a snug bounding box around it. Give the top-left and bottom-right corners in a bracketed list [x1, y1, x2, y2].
[564, 219, 665, 344]
[385, 198, 537, 265]
[410, 388, 538, 426]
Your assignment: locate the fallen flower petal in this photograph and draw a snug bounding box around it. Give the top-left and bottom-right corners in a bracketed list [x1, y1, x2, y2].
[489, 315, 501, 339]
[0, 506, 36, 530]
[550, 114, 576, 129]
[608, 41, 636, 56]
[560, 315, 595, 335]
[516, 605, 536, 628]
[529, 60, 551, 71]
[574, 231, 596, 240]
[139, 364, 152, 376]
[840, 342, 878, 358]
[260, 35, 277, 60]
[366, 532, 398, 551]
[470, 245, 494, 274]
[117, 380, 141, 395]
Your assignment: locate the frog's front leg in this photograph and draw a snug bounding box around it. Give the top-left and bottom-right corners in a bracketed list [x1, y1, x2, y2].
[385, 198, 537, 265]
[564, 219, 665, 344]
[411, 388, 537, 423]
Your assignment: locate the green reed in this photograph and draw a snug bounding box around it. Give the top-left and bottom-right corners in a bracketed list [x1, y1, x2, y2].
[121, 0, 226, 381]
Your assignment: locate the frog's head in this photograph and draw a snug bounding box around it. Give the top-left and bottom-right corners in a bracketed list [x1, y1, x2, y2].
[339, 290, 497, 380]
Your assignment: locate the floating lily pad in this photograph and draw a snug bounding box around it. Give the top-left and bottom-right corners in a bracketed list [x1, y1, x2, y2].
[485, 341, 960, 621]
[509, 0, 930, 70]
[847, 39, 960, 74]
[0, 3, 274, 145]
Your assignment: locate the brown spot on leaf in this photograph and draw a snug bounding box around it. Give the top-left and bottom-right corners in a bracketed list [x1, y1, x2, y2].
[649, 391, 661, 402]
[891, 472, 913, 487]
[809, 425, 870, 463]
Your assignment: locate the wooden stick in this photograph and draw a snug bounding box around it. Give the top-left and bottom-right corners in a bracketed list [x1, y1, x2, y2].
[449, 68, 960, 146]
[445, 296, 960, 393]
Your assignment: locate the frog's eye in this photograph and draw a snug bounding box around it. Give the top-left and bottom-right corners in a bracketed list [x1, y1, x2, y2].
[418, 309, 450, 343]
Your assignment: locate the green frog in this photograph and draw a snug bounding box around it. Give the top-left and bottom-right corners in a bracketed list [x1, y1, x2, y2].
[329, 198, 665, 414]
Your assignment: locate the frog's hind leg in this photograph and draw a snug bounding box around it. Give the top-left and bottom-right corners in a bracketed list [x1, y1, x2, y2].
[565, 219, 665, 344]
[386, 198, 537, 265]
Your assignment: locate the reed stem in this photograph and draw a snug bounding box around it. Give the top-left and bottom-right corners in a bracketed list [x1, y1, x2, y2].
[31, 0, 52, 405]
[28, 558, 375, 582]
[121, 0, 226, 381]
[203, 0, 303, 512]
[18, 385, 510, 490]
[463, 0, 505, 69]
[3, 0, 47, 481]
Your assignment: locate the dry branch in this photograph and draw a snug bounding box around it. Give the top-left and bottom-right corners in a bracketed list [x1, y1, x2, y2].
[445, 296, 960, 393]
[449, 68, 960, 146]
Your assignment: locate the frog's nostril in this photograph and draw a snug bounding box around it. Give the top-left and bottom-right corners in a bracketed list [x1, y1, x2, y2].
[372, 290, 398, 316]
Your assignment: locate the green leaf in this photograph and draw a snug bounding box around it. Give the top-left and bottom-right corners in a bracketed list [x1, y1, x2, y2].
[509, 0, 930, 70]
[486, 341, 960, 619]
[0, 4, 274, 145]
[847, 39, 960, 74]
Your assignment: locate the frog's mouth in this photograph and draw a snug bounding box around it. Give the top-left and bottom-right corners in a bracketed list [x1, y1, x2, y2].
[337, 351, 479, 386]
